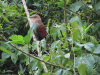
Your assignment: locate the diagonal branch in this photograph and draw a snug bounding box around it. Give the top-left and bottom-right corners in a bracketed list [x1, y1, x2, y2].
[0, 34, 66, 70]
[82, 1, 100, 16]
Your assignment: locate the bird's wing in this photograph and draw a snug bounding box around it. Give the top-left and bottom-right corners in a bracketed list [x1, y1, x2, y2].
[38, 22, 46, 39]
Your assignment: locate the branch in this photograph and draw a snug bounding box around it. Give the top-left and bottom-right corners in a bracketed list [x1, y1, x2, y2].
[87, 12, 92, 25]
[0, 34, 66, 70]
[63, 0, 67, 25]
[21, 0, 48, 72]
[82, 1, 100, 16]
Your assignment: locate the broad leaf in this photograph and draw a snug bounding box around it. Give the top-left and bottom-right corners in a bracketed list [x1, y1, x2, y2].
[78, 63, 86, 75]
[93, 44, 100, 54]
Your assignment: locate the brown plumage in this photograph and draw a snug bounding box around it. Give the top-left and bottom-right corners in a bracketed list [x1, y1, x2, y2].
[30, 14, 46, 40]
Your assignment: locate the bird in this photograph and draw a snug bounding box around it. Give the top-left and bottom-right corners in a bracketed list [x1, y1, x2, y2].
[30, 14, 46, 40]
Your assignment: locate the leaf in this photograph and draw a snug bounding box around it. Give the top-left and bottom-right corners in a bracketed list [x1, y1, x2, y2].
[84, 64, 93, 75]
[2, 52, 11, 59]
[32, 2, 41, 7]
[90, 36, 98, 45]
[43, 56, 50, 62]
[70, 22, 79, 42]
[47, 19, 51, 34]
[26, 57, 34, 65]
[51, 40, 59, 52]
[9, 35, 25, 45]
[61, 23, 66, 37]
[44, 11, 48, 17]
[50, 26, 58, 40]
[64, 53, 70, 58]
[92, 22, 100, 33]
[9, 35, 18, 40]
[78, 63, 86, 75]
[47, 1, 53, 5]
[83, 54, 95, 67]
[41, 39, 46, 49]
[42, 72, 50, 75]
[0, 46, 13, 55]
[75, 42, 84, 48]
[23, 34, 30, 44]
[31, 60, 37, 70]
[82, 21, 87, 31]
[32, 41, 39, 51]
[19, 64, 26, 74]
[56, 69, 62, 75]
[11, 54, 18, 64]
[84, 42, 94, 52]
[95, 1, 100, 13]
[0, 12, 9, 22]
[69, 15, 83, 26]
[37, 61, 42, 70]
[73, 1, 83, 12]
[93, 44, 100, 54]
[86, 23, 93, 33]
[56, 41, 62, 54]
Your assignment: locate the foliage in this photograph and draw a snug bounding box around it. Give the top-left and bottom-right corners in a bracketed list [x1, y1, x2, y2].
[0, 0, 100, 75]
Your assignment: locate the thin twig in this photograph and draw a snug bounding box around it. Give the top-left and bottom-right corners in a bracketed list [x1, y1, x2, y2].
[87, 11, 92, 25]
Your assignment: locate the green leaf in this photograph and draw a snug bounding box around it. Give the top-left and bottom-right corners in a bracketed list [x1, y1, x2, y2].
[56, 41, 62, 54]
[84, 42, 94, 52]
[73, 1, 83, 12]
[11, 54, 18, 64]
[41, 39, 46, 49]
[2, 52, 11, 59]
[95, 1, 100, 13]
[32, 41, 39, 50]
[0, 12, 9, 22]
[70, 16, 82, 26]
[78, 63, 86, 75]
[37, 61, 42, 70]
[47, 19, 51, 34]
[31, 60, 37, 70]
[56, 69, 62, 75]
[61, 23, 66, 37]
[93, 44, 100, 54]
[43, 56, 50, 62]
[92, 22, 100, 33]
[0, 46, 13, 55]
[23, 34, 30, 44]
[70, 22, 79, 42]
[51, 40, 59, 52]
[33, 2, 41, 7]
[57, 2, 63, 7]
[19, 64, 26, 74]
[47, 1, 53, 5]
[50, 26, 58, 40]
[8, 40, 25, 45]
[90, 36, 98, 45]
[9, 35, 25, 45]
[42, 72, 50, 75]
[86, 23, 93, 33]
[83, 54, 95, 67]
[26, 57, 34, 65]
[84, 64, 94, 75]
[82, 21, 87, 31]
[9, 35, 18, 40]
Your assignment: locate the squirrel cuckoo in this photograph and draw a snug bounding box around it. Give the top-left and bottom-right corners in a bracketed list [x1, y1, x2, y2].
[30, 14, 46, 40]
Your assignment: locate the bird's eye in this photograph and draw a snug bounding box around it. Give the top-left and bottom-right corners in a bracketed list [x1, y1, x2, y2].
[33, 16, 36, 18]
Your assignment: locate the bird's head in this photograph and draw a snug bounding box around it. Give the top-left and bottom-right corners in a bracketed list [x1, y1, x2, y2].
[30, 14, 42, 24]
